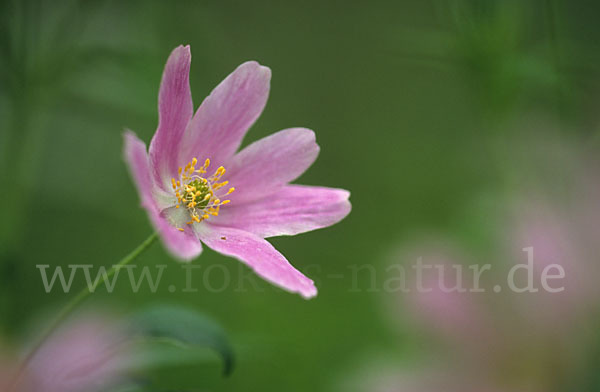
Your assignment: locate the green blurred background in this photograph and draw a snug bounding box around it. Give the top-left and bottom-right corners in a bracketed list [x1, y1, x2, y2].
[1, 0, 600, 390]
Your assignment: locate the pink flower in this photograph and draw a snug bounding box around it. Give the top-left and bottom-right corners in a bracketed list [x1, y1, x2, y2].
[124, 45, 351, 298]
[3, 314, 129, 392]
[28, 315, 128, 392]
[506, 198, 590, 331]
[402, 250, 492, 349]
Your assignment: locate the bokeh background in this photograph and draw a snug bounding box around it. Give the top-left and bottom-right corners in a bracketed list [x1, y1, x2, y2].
[1, 0, 600, 391]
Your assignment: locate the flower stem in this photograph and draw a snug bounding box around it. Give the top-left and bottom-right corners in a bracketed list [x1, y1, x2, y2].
[9, 232, 158, 390]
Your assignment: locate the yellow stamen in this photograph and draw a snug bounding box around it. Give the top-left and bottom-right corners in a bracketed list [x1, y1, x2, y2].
[213, 180, 228, 190]
[172, 157, 236, 231]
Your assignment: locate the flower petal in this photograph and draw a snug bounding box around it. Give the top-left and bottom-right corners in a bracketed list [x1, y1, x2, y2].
[178, 61, 271, 167]
[30, 314, 129, 392]
[223, 128, 320, 204]
[213, 185, 351, 238]
[196, 225, 317, 298]
[124, 130, 202, 261]
[149, 45, 194, 189]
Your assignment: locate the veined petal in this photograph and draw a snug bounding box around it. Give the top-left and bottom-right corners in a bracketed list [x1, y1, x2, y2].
[213, 185, 351, 238]
[196, 225, 317, 298]
[124, 131, 202, 261]
[224, 128, 319, 204]
[179, 61, 271, 167]
[149, 45, 194, 189]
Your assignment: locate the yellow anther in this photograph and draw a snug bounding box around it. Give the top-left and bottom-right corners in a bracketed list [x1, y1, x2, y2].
[213, 181, 228, 190]
[221, 200, 231, 205]
[177, 228, 185, 232]
[173, 157, 235, 230]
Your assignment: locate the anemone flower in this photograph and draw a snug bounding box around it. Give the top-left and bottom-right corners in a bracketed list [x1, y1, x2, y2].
[124, 45, 351, 298]
[4, 314, 129, 392]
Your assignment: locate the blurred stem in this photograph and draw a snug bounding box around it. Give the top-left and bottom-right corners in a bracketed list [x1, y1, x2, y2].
[8, 232, 158, 391]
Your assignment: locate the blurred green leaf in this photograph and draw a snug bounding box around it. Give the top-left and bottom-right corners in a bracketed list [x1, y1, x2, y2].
[129, 304, 234, 377]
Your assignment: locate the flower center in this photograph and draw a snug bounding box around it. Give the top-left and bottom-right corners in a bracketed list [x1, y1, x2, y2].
[171, 157, 234, 231]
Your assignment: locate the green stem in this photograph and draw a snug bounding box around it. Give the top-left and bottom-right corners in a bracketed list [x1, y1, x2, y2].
[8, 232, 158, 390]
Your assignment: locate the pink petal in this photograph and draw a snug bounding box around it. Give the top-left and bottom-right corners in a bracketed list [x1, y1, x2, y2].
[507, 199, 589, 330]
[149, 45, 194, 189]
[124, 130, 202, 261]
[407, 259, 488, 343]
[213, 185, 351, 237]
[29, 314, 128, 392]
[178, 61, 271, 168]
[196, 225, 317, 298]
[223, 128, 320, 204]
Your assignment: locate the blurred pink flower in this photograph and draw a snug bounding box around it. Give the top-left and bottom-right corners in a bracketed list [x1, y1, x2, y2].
[395, 244, 493, 348]
[505, 198, 594, 333]
[370, 145, 600, 392]
[2, 314, 129, 392]
[124, 45, 351, 298]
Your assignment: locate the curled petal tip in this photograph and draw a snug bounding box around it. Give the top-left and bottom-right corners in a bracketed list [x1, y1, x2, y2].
[173, 44, 191, 54]
[238, 60, 272, 80]
[301, 285, 318, 300]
